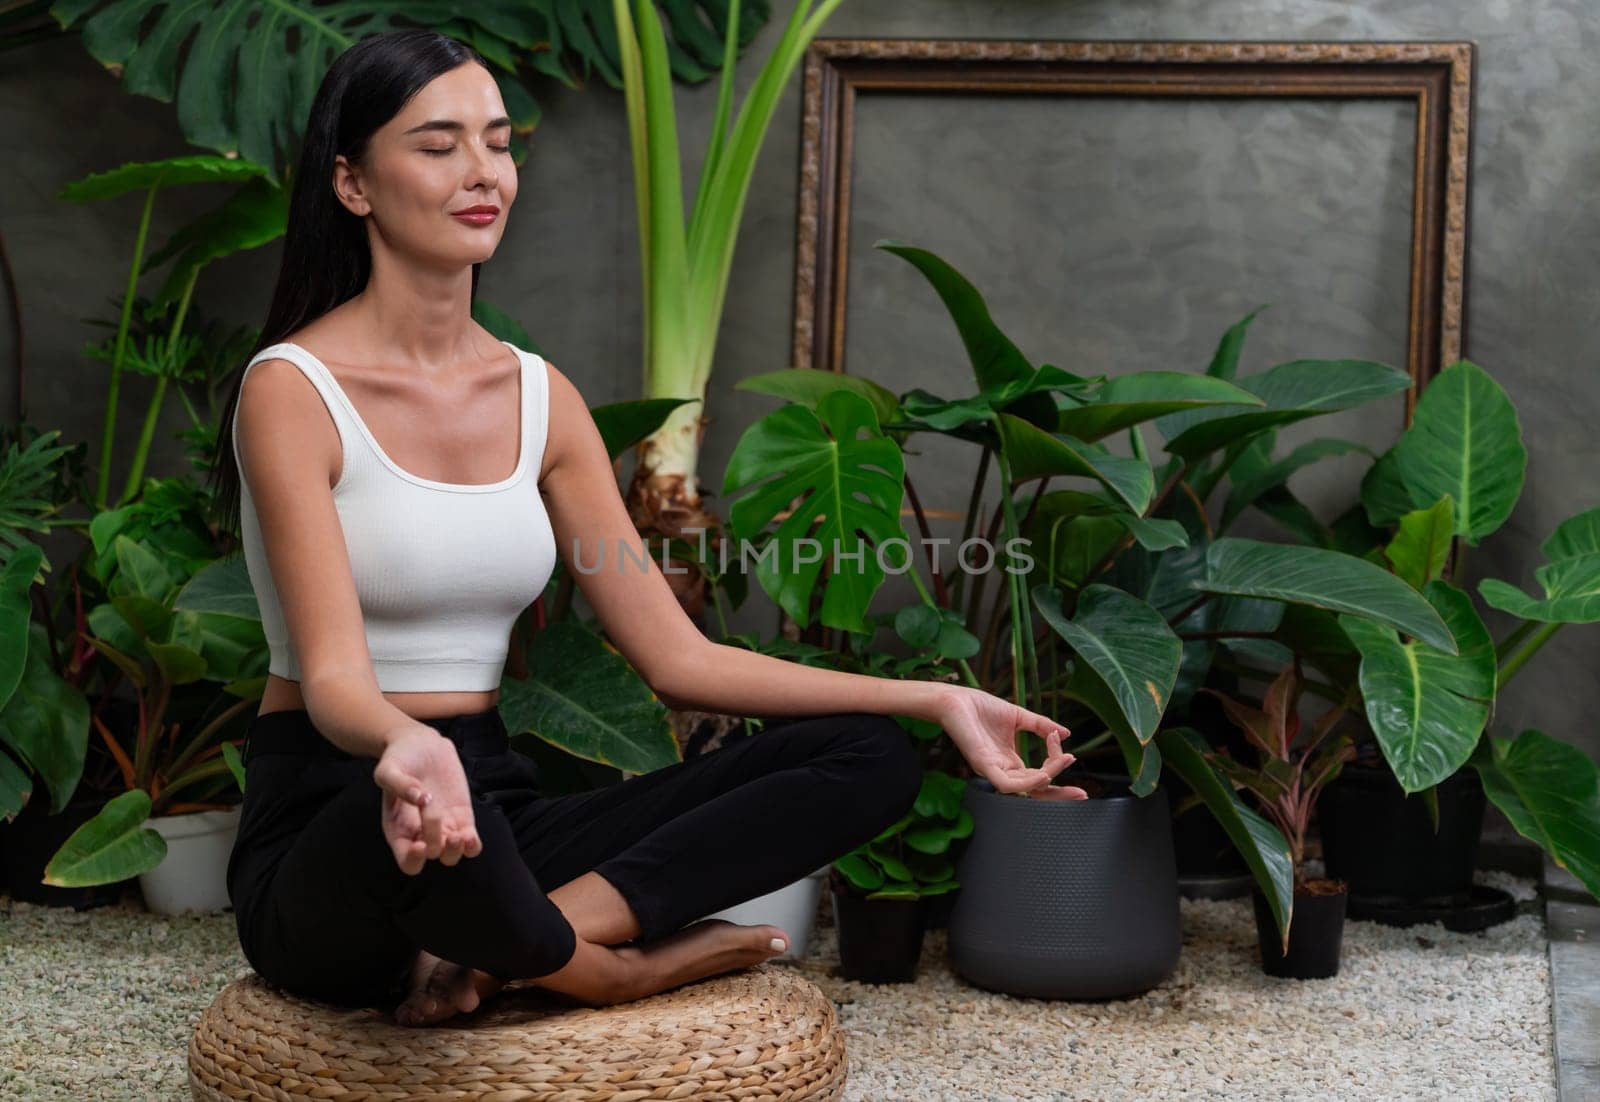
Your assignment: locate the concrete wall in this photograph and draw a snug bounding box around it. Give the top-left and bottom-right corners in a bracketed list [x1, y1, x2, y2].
[2, 2, 1596, 754]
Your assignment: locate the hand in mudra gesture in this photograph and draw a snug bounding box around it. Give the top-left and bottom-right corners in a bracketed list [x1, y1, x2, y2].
[937, 686, 1086, 800]
[373, 729, 485, 874]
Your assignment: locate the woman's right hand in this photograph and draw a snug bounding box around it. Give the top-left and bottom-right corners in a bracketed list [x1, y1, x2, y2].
[372, 728, 484, 875]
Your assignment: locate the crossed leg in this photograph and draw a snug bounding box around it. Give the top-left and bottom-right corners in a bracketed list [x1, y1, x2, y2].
[396, 712, 923, 1023]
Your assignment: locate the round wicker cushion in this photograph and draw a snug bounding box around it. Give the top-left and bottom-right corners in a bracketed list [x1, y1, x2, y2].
[188, 963, 846, 1101]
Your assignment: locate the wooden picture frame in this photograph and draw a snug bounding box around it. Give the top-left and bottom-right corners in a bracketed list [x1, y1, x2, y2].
[791, 39, 1476, 417]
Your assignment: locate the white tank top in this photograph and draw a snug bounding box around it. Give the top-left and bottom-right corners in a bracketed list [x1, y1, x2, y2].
[232, 340, 557, 692]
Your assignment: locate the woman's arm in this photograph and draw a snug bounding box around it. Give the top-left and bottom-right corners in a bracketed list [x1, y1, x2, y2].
[540, 365, 945, 718]
[538, 363, 1082, 797]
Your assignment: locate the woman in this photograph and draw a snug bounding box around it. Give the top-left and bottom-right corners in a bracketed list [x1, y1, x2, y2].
[212, 28, 1083, 1029]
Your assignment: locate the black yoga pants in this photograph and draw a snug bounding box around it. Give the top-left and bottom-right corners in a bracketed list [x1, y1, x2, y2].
[225, 705, 923, 1007]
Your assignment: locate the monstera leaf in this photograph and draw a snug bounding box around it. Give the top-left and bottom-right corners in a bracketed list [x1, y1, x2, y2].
[1339, 580, 1495, 793]
[51, 0, 774, 179]
[722, 390, 907, 634]
[1392, 360, 1526, 546]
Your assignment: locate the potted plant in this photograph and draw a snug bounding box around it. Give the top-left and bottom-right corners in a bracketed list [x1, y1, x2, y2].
[827, 769, 967, 982]
[715, 240, 1513, 995]
[37, 522, 260, 914]
[0, 539, 119, 908]
[1194, 661, 1355, 978]
[1211, 352, 1600, 923]
[611, 0, 851, 623]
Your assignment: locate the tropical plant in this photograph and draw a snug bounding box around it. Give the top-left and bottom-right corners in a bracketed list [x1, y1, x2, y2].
[717, 238, 1496, 944]
[1193, 660, 1355, 880]
[611, 0, 849, 619]
[57, 154, 288, 511]
[833, 767, 970, 901]
[1220, 353, 1600, 901]
[26, 1, 775, 181]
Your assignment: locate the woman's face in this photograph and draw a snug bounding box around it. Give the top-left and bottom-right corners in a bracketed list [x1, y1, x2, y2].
[333, 61, 518, 271]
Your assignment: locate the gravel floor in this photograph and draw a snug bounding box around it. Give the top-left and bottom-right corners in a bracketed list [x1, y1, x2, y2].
[0, 871, 1554, 1101]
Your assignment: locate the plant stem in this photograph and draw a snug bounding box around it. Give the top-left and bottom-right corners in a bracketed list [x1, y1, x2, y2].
[119, 265, 199, 505]
[1498, 621, 1564, 687]
[98, 183, 160, 509]
[1494, 619, 1538, 662]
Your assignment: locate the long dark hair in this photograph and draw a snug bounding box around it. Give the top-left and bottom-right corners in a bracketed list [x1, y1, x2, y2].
[208, 28, 489, 538]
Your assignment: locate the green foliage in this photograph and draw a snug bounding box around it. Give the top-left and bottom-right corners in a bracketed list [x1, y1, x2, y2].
[833, 767, 969, 901]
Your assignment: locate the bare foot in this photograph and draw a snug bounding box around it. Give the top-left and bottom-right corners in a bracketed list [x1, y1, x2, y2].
[617, 918, 790, 1001]
[394, 947, 507, 1027]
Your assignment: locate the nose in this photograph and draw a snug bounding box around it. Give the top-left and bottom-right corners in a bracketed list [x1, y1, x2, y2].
[465, 141, 499, 191]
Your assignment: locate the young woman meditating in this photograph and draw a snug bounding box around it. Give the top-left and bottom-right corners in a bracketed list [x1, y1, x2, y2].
[212, 27, 1084, 1030]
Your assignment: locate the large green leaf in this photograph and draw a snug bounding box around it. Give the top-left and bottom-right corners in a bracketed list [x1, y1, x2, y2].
[144, 175, 289, 307]
[1393, 360, 1525, 546]
[0, 544, 44, 709]
[43, 789, 166, 886]
[1222, 435, 1375, 532]
[1157, 726, 1295, 944]
[1197, 537, 1456, 654]
[996, 414, 1154, 513]
[1339, 580, 1495, 793]
[1479, 510, 1600, 623]
[1164, 359, 1411, 461]
[722, 390, 906, 634]
[1480, 555, 1600, 624]
[1153, 306, 1265, 441]
[1475, 730, 1600, 902]
[53, 2, 770, 180]
[1056, 372, 1262, 443]
[1541, 506, 1600, 561]
[1360, 446, 1418, 527]
[591, 397, 698, 461]
[0, 624, 91, 815]
[1033, 585, 1180, 741]
[56, 154, 267, 202]
[735, 368, 901, 430]
[1385, 495, 1456, 590]
[498, 621, 679, 775]
[876, 240, 1051, 394]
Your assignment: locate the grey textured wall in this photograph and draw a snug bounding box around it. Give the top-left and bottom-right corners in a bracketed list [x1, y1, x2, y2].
[2, 2, 1597, 755]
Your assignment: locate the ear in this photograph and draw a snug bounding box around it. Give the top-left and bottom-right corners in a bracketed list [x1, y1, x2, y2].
[332, 154, 371, 217]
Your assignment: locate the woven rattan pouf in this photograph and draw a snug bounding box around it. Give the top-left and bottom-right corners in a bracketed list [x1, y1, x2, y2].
[189, 963, 846, 1101]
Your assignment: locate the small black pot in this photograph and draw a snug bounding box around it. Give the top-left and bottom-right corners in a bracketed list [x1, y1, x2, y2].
[1319, 763, 1485, 903]
[923, 886, 959, 930]
[3, 792, 132, 909]
[1253, 881, 1348, 980]
[831, 880, 927, 983]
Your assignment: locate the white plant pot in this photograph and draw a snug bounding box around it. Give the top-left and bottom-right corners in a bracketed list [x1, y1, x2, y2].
[699, 864, 830, 959]
[138, 806, 242, 916]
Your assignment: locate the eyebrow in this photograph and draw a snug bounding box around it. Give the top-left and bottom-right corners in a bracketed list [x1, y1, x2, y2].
[402, 116, 513, 135]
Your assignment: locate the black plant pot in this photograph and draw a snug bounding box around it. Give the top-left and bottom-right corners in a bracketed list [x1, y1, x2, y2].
[1319, 763, 1485, 903]
[831, 880, 927, 983]
[3, 792, 131, 909]
[1253, 880, 1348, 979]
[947, 775, 1180, 999]
[923, 886, 959, 930]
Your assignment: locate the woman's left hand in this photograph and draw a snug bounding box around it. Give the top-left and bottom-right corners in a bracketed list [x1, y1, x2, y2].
[935, 686, 1086, 800]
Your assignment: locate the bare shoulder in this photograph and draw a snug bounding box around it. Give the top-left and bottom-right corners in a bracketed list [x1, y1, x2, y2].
[235, 355, 342, 492]
[538, 358, 586, 478]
